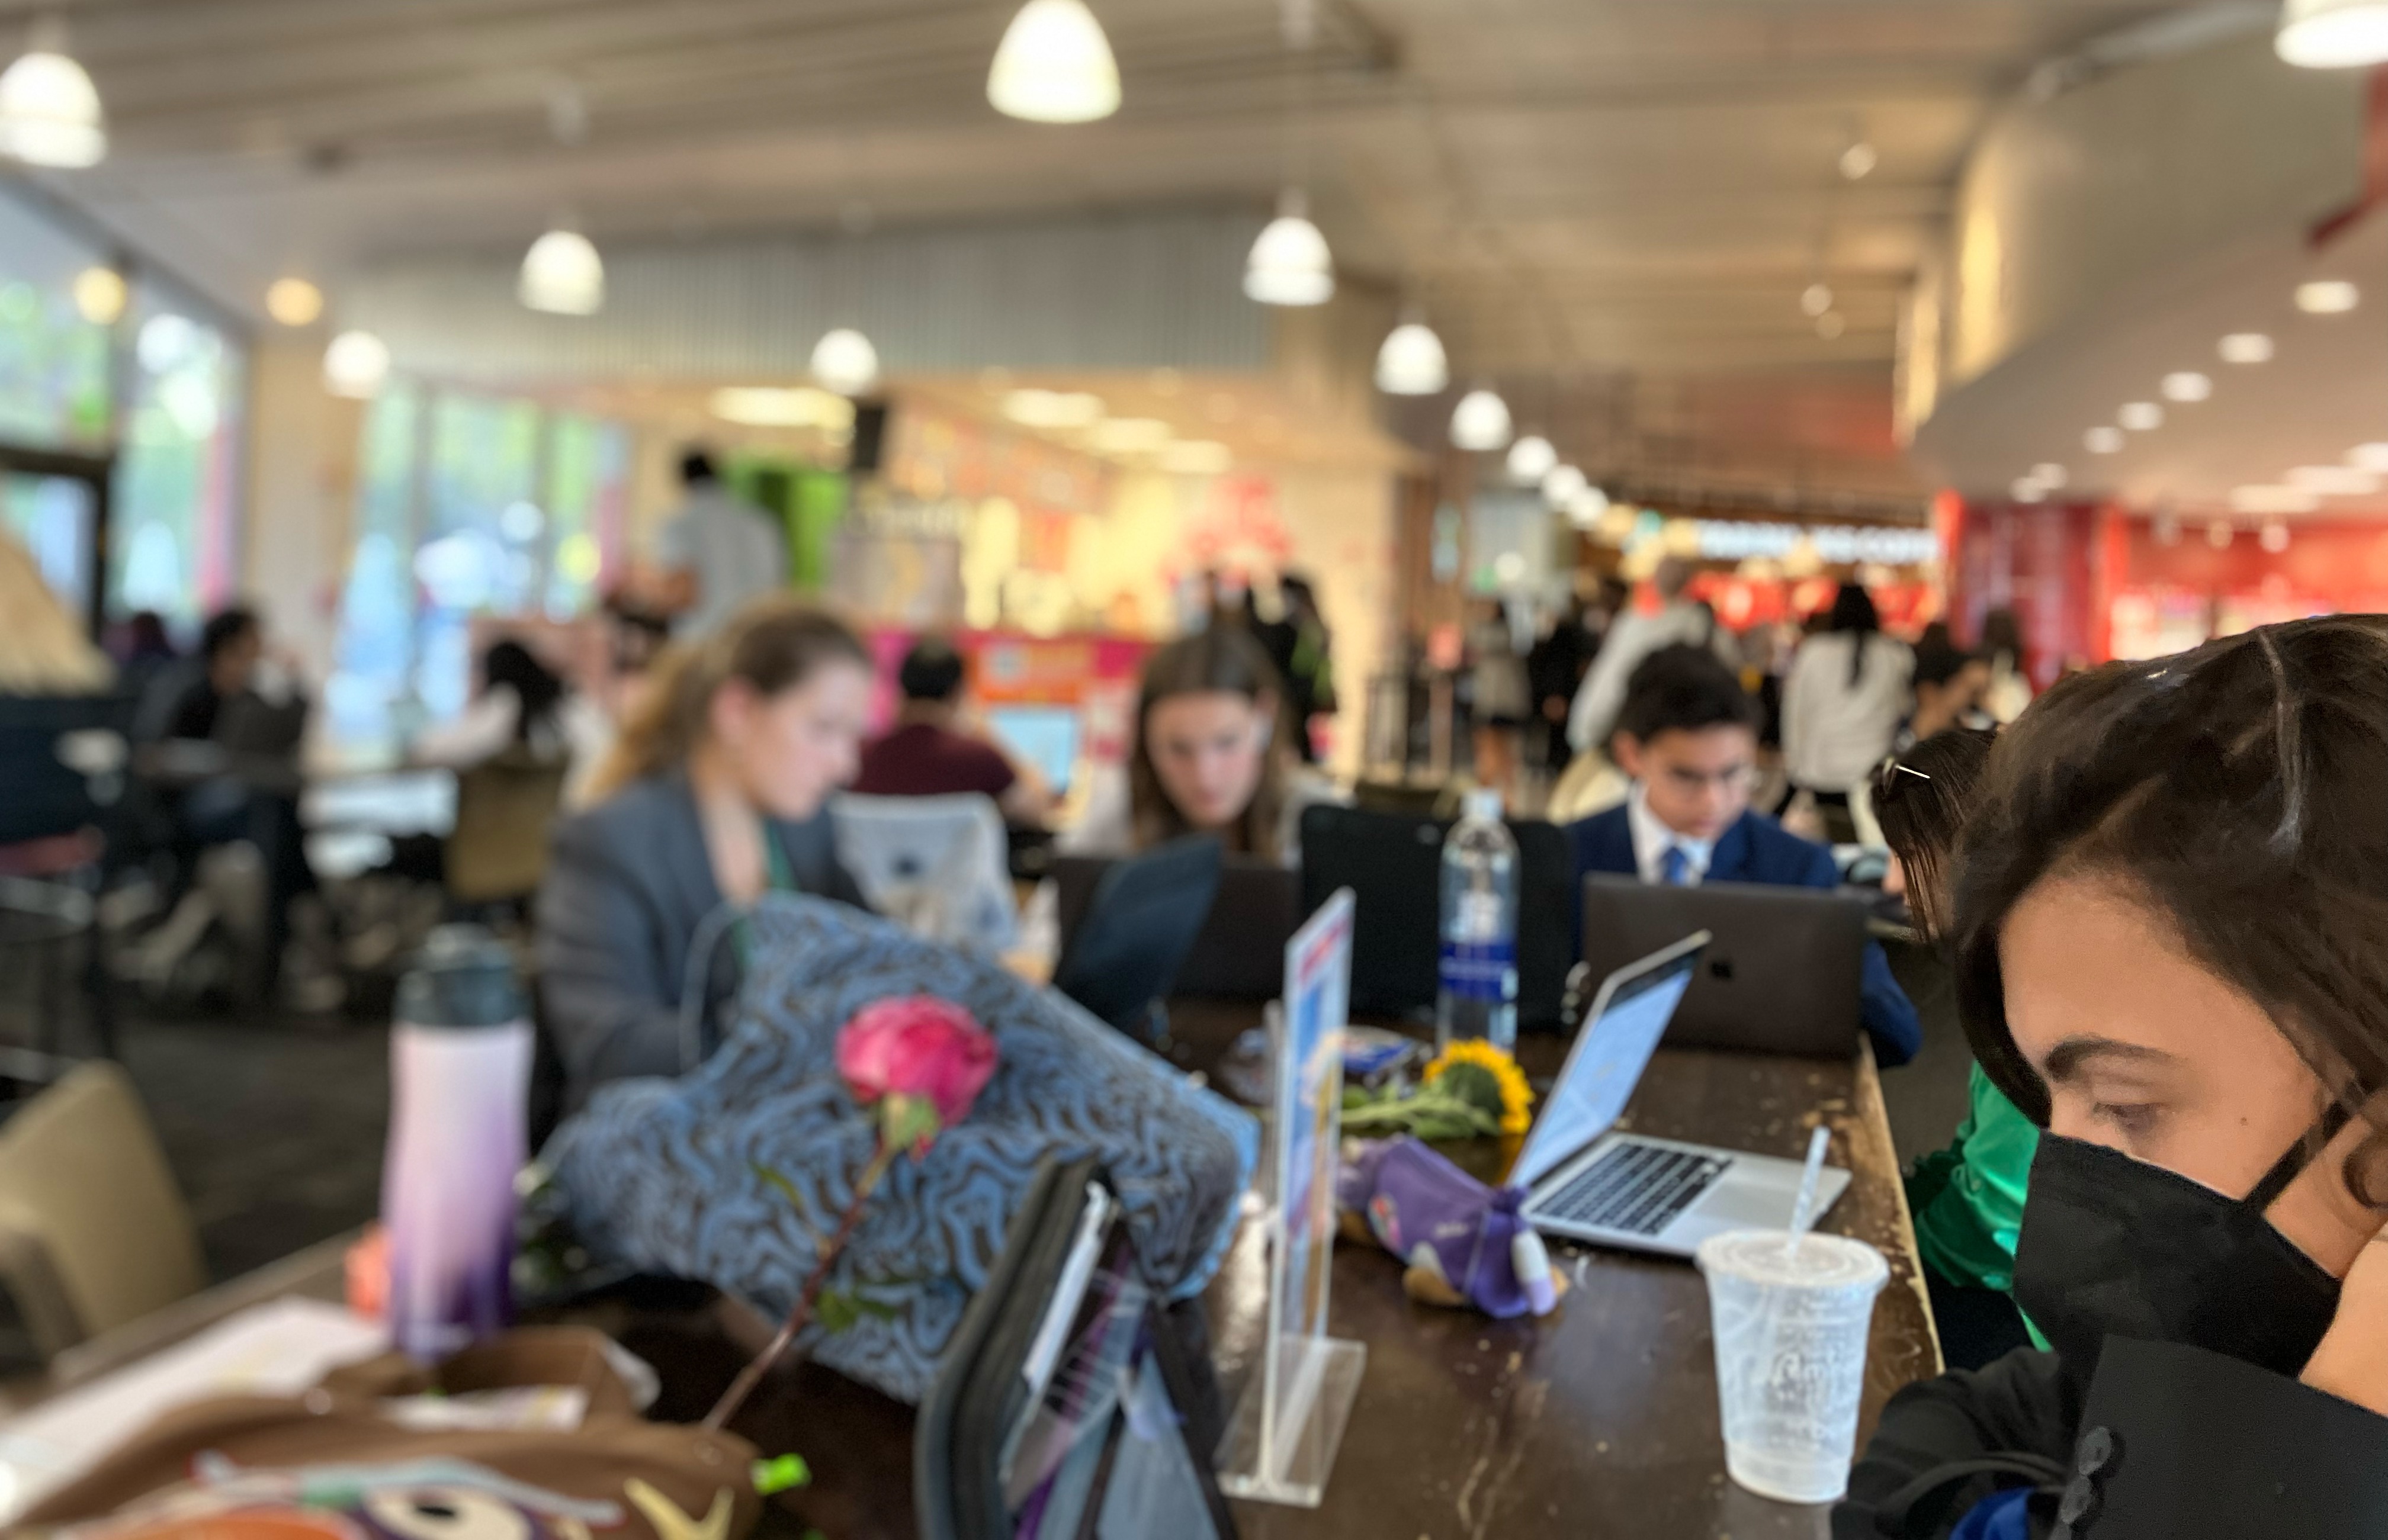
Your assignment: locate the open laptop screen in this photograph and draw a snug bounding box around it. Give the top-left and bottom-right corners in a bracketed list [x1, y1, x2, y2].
[1511, 944, 1702, 1193]
[987, 705, 1081, 795]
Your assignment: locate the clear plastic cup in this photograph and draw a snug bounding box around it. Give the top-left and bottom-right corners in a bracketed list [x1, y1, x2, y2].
[1696, 1229, 1889, 1504]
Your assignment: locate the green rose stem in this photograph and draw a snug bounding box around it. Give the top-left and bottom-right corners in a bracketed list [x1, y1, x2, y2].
[702, 1137, 902, 1433]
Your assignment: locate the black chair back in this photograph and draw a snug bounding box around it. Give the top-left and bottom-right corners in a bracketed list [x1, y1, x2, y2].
[1050, 834, 1224, 1041]
[0, 694, 130, 848]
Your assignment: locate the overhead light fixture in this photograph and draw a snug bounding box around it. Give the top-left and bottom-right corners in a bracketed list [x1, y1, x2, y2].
[1839, 142, 1878, 181]
[0, 18, 104, 168]
[70, 265, 123, 325]
[2031, 462, 2068, 488]
[987, 0, 1121, 123]
[1450, 388, 1512, 452]
[2287, 464, 2380, 494]
[2159, 371, 2213, 403]
[1506, 435, 1557, 483]
[1800, 282, 1834, 317]
[2209, 520, 2237, 548]
[2118, 401, 2164, 432]
[2011, 477, 2049, 504]
[709, 386, 854, 429]
[1244, 190, 1334, 306]
[1375, 319, 1449, 395]
[2296, 279, 2360, 314]
[2278, 0, 2388, 67]
[2219, 332, 2275, 364]
[1087, 416, 1171, 454]
[1003, 388, 1106, 428]
[2262, 520, 2293, 553]
[2230, 485, 2320, 515]
[518, 226, 604, 315]
[1815, 312, 1847, 340]
[1160, 439, 1232, 475]
[810, 327, 880, 396]
[1541, 464, 1588, 508]
[322, 330, 390, 399]
[2348, 442, 2388, 472]
[1567, 484, 1611, 529]
[2085, 426, 2124, 454]
[265, 277, 323, 327]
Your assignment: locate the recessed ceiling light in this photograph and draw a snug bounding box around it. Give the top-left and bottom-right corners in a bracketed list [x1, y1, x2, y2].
[2118, 401, 2164, 431]
[2350, 442, 2388, 472]
[265, 277, 323, 327]
[1839, 142, 1878, 180]
[2031, 462, 2068, 487]
[2011, 478, 2049, 504]
[2160, 371, 2212, 403]
[2231, 485, 2322, 515]
[2287, 465, 2380, 495]
[1087, 416, 1172, 454]
[1003, 388, 1106, 428]
[2279, 0, 2388, 67]
[2219, 333, 2275, 364]
[1815, 312, 1846, 339]
[2296, 279, 2360, 314]
[1800, 282, 1834, 317]
[709, 386, 854, 429]
[2085, 426, 2124, 454]
[1159, 439, 1232, 475]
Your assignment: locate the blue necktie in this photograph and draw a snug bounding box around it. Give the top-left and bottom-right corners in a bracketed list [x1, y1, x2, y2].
[1660, 844, 1691, 886]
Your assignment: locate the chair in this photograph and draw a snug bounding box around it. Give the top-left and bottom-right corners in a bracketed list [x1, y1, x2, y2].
[445, 750, 570, 909]
[0, 1060, 207, 1359]
[0, 693, 131, 1066]
[830, 792, 1018, 954]
[1051, 834, 1224, 1042]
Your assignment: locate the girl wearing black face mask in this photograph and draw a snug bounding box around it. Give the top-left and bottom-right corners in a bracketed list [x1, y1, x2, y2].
[1836, 615, 2388, 1540]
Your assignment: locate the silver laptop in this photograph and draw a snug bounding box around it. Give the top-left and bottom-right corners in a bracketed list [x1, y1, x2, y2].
[1518, 933, 1851, 1258]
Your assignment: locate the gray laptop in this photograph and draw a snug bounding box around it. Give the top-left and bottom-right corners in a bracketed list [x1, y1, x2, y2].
[1518, 933, 1851, 1258]
[1580, 875, 1867, 1056]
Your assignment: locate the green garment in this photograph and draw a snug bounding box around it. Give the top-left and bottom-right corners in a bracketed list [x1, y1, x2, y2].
[1905, 1065, 2038, 1294]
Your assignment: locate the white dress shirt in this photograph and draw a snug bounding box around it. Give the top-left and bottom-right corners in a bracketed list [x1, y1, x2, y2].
[1626, 783, 1714, 886]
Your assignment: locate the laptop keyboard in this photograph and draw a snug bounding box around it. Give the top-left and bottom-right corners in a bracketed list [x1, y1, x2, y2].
[1542, 1142, 1728, 1236]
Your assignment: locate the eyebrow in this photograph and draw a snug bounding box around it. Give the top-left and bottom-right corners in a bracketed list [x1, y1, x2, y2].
[2042, 1036, 2174, 1084]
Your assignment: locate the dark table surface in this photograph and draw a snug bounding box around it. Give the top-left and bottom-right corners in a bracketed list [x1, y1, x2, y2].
[27, 1003, 1938, 1540]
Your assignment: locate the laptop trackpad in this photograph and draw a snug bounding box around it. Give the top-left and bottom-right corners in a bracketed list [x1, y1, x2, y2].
[1697, 1179, 1800, 1230]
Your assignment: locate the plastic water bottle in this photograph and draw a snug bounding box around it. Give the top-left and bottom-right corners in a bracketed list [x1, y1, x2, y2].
[1436, 789, 1519, 1053]
[383, 925, 532, 1361]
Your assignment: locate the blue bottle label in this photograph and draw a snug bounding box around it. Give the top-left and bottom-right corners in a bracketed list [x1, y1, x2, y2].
[1439, 939, 1518, 1002]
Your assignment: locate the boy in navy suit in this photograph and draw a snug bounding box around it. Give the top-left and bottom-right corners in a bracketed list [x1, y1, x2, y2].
[1567, 645, 1920, 1065]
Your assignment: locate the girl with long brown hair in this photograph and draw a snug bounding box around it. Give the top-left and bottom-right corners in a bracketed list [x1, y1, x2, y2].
[539, 598, 874, 1113]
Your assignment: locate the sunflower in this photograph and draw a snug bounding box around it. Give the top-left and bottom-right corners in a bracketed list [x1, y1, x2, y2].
[1422, 1040, 1535, 1136]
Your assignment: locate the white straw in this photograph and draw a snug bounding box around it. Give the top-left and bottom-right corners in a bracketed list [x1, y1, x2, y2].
[1784, 1124, 1832, 1257]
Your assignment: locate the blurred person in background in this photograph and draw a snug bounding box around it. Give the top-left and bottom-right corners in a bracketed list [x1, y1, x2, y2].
[107, 609, 178, 703]
[1246, 573, 1336, 764]
[1566, 556, 1738, 759]
[1899, 635, 1992, 753]
[853, 635, 1053, 826]
[1466, 596, 1531, 799]
[1873, 727, 2040, 1372]
[0, 529, 112, 697]
[1568, 645, 1920, 1066]
[1781, 582, 1912, 841]
[1976, 605, 2033, 725]
[539, 599, 873, 1114]
[655, 449, 788, 643]
[1527, 596, 1597, 776]
[1070, 625, 1331, 863]
[134, 605, 320, 1004]
[407, 638, 608, 786]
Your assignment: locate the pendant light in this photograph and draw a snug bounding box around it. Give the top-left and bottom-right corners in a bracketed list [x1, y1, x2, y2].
[1375, 319, 1448, 395]
[1541, 463, 1588, 509]
[1506, 435, 1557, 483]
[1450, 388, 1512, 452]
[323, 330, 391, 399]
[988, 0, 1120, 123]
[518, 226, 604, 316]
[2279, 0, 2388, 66]
[0, 17, 104, 168]
[1244, 189, 1333, 306]
[811, 326, 880, 397]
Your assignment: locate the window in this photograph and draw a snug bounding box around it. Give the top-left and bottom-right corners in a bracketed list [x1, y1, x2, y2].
[543, 413, 629, 619]
[113, 287, 245, 626]
[0, 186, 110, 452]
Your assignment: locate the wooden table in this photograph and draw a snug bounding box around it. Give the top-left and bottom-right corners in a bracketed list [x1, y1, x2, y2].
[23, 1007, 1936, 1540]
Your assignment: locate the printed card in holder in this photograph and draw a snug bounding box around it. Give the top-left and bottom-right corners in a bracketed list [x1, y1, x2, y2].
[1216, 888, 1366, 1507]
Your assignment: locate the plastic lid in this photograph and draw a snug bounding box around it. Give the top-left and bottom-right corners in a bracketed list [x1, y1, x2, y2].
[1695, 1229, 1888, 1291]
[1462, 788, 1504, 822]
[394, 923, 525, 1029]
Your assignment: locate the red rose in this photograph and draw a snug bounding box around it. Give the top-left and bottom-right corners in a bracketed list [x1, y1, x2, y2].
[836, 995, 998, 1131]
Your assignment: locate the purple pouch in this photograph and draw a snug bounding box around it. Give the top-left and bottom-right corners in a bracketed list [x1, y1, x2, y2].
[1339, 1137, 1559, 1319]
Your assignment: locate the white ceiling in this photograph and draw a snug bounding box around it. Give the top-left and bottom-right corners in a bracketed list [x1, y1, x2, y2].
[5, 0, 2196, 497]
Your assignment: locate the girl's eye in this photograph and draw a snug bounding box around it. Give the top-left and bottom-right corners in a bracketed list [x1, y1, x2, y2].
[2094, 1102, 2162, 1139]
